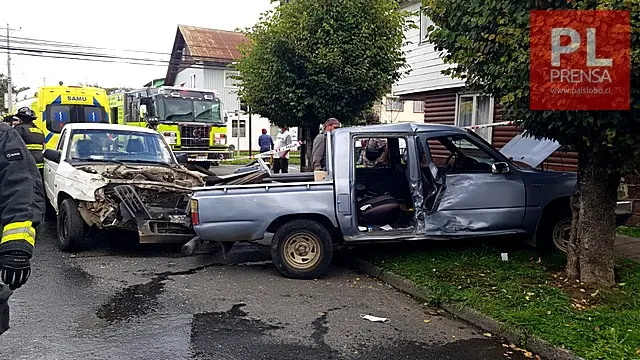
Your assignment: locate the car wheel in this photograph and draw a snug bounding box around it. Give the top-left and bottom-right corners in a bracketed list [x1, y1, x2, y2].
[551, 217, 571, 254]
[56, 198, 87, 252]
[270, 219, 333, 279]
[536, 207, 571, 254]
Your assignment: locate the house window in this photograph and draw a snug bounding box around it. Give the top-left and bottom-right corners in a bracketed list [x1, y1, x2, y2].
[413, 100, 425, 113]
[189, 73, 196, 88]
[455, 94, 494, 143]
[231, 119, 246, 137]
[385, 97, 404, 112]
[419, 7, 434, 43]
[225, 71, 240, 88]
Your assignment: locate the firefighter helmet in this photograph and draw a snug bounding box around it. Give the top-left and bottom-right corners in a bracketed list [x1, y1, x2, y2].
[15, 107, 37, 122]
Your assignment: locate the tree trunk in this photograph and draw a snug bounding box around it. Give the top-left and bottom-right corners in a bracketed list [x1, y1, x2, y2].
[567, 151, 620, 287]
[299, 127, 307, 171]
[566, 178, 581, 280]
[302, 125, 319, 172]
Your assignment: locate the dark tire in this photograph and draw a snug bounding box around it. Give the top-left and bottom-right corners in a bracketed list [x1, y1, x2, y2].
[536, 207, 572, 254]
[195, 162, 211, 171]
[270, 219, 333, 279]
[56, 198, 87, 252]
[44, 192, 56, 221]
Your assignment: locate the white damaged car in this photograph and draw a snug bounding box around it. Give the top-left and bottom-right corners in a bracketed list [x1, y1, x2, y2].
[43, 123, 207, 251]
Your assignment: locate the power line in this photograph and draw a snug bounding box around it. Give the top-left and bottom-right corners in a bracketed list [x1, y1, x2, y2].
[0, 34, 245, 59]
[0, 34, 171, 56]
[0, 45, 238, 71]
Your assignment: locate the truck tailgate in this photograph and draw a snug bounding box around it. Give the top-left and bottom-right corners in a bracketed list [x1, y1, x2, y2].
[191, 182, 338, 242]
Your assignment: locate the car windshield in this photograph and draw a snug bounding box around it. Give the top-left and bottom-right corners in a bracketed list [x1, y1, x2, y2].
[160, 98, 224, 124]
[66, 129, 176, 165]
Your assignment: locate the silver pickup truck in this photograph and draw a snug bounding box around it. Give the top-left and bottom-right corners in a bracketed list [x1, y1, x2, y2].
[187, 123, 630, 279]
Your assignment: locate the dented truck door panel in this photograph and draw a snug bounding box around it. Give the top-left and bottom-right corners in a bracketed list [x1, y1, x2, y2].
[421, 132, 527, 236]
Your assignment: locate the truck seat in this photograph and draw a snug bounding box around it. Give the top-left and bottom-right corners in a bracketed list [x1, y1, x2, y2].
[126, 139, 144, 153]
[358, 194, 401, 226]
[75, 140, 93, 158]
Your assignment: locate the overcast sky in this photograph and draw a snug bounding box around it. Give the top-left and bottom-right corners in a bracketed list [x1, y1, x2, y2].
[0, 0, 276, 98]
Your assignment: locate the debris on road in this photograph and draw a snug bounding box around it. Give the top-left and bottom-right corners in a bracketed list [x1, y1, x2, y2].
[361, 314, 390, 323]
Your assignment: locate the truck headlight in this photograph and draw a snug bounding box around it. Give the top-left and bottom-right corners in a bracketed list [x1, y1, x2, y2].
[163, 131, 177, 145]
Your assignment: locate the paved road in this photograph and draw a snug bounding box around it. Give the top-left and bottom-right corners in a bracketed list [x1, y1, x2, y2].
[0, 219, 532, 360]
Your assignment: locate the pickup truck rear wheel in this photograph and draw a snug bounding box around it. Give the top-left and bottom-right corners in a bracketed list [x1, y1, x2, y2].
[271, 219, 333, 279]
[56, 198, 87, 252]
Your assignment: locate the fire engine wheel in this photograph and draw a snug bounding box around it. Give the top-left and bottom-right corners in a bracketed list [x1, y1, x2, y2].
[271, 219, 333, 279]
[56, 198, 87, 252]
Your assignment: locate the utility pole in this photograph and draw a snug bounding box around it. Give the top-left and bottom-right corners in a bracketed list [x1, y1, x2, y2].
[248, 106, 252, 158]
[1, 24, 21, 113]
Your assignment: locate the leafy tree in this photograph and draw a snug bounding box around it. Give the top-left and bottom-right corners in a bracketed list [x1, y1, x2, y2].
[234, 0, 413, 168]
[87, 84, 132, 94]
[423, 0, 640, 286]
[0, 73, 29, 113]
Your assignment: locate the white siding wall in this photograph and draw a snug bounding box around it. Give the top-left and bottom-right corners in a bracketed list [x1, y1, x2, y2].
[393, 1, 465, 96]
[227, 114, 299, 152]
[374, 95, 425, 123]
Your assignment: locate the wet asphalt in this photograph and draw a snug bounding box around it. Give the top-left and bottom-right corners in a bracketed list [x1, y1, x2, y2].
[0, 165, 535, 360]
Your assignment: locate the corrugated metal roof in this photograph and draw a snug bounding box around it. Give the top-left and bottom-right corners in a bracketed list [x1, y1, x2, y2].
[178, 25, 247, 63]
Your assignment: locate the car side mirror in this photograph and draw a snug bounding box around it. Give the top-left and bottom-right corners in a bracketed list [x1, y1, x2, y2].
[492, 162, 510, 174]
[175, 153, 188, 165]
[43, 149, 61, 164]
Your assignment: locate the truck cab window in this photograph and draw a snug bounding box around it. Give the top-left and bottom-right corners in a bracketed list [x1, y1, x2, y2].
[427, 134, 498, 173]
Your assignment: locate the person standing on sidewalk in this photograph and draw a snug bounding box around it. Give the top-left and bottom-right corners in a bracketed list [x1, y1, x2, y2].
[258, 128, 274, 155]
[272, 127, 292, 173]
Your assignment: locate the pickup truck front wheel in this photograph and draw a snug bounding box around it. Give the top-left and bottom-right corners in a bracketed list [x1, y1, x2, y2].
[537, 207, 571, 254]
[271, 219, 333, 279]
[57, 198, 87, 252]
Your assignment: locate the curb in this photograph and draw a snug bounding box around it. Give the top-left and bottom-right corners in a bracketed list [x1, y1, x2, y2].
[347, 257, 585, 360]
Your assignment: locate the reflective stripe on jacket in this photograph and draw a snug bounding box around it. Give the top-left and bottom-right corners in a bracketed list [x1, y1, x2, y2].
[14, 123, 44, 168]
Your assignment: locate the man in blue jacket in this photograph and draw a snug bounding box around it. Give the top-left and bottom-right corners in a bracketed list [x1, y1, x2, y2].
[258, 128, 273, 154]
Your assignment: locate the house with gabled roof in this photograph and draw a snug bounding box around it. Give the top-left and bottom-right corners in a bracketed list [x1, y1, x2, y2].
[394, 0, 577, 171]
[163, 25, 297, 152]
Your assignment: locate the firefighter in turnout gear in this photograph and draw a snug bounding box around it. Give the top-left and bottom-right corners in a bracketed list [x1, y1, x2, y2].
[0, 119, 45, 335]
[13, 107, 45, 177]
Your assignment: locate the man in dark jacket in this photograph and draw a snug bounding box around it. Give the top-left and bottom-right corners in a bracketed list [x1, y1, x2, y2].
[0, 120, 45, 335]
[312, 118, 341, 171]
[258, 128, 273, 154]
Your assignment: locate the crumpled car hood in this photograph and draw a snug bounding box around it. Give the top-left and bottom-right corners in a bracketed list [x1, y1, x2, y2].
[73, 163, 206, 198]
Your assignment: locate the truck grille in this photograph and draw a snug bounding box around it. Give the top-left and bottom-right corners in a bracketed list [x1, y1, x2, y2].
[180, 124, 211, 150]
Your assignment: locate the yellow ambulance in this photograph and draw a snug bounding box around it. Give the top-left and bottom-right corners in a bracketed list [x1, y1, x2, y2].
[15, 85, 110, 149]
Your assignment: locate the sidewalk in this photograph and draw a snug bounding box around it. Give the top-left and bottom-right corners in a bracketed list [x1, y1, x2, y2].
[615, 234, 640, 261]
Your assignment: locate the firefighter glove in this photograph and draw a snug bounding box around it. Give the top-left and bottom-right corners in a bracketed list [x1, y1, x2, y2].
[0, 251, 31, 290]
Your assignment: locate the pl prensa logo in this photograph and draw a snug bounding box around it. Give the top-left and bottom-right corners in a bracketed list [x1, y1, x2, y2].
[529, 10, 630, 111]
